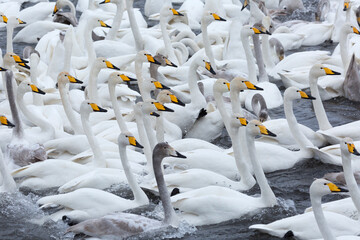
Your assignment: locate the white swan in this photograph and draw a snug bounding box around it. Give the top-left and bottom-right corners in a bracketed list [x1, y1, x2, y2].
[0, 144, 17, 193]
[249, 179, 360, 239]
[170, 120, 277, 226]
[67, 142, 186, 238]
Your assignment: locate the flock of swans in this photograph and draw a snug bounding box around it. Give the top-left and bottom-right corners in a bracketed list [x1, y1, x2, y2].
[1, 0, 360, 239]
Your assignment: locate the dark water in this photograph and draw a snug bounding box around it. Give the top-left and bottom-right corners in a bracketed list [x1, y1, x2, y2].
[1, 0, 359, 239]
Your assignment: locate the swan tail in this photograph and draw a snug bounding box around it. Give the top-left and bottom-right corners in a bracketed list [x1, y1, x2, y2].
[249, 224, 285, 238]
[11, 166, 30, 177]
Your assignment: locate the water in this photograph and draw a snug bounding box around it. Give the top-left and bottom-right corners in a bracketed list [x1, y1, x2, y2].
[1, 0, 359, 239]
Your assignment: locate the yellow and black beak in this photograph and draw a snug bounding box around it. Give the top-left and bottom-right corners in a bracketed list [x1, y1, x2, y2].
[152, 81, 170, 90]
[298, 90, 316, 100]
[2, 15, 8, 23]
[327, 182, 348, 193]
[169, 94, 185, 106]
[252, 27, 270, 35]
[0, 116, 15, 127]
[243, 81, 264, 91]
[119, 74, 137, 82]
[164, 57, 177, 68]
[0, 67, 7, 71]
[17, 62, 30, 70]
[258, 124, 277, 137]
[352, 26, 360, 35]
[344, 1, 350, 11]
[204, 60, 216, 75]
[241, 0, 248, 11]
[68, 75, 83, 84]
[128, 136, 144, 149]
[53, 4, 58, 16]
[237, 117, 248, 126]
[89, 103, 107, 112]
[211, 13, 226, 21]
[12, 55, 29, 64]
[99, 0, 111, 4]
[171, 8, 184, 16]
[150, 111, 160, 117]
[225, 82, 230, 90]
[153, 102, 174, 112]
[170, 150, 187, 158]
[30, 84, 46, 95]
[17, 18, 26, 25]
[99, 20, 112, 28]
[347, 142, 360, 156]
[145, 54, 161, 65]
[321, 67, 341, 75]
[105, 60, 120, 70]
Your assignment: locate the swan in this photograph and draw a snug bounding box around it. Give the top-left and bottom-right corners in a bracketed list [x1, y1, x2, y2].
[52, 0, 78, 26]
[99, 0, 124, 40]
[304, 137, 360, 220]
[36, 132, 147, 223]
[169, 120, 277, 226]
[0, 148, 17, 193]
[251, 93, 270, 122]
[3, 15, 26, 53]
[249, 179, 360, 240]
[67, 142, 186, 238]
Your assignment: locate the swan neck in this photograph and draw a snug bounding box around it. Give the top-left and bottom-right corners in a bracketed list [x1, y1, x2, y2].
[6, 24, 13, 53]
[143, 115, 156, 150]
[108, 82, 128, 132]
[188, 61, 205, 105]
[155, 113, 164, 142]
[252, 34, 268, 82]
[310, 193, 336, 240]
[6, 75, 23, 139]
[135, 59, 151, 101]
[230, 88, 243, 115]
[261, 35, 275, 69]
[106, 1, 124, 40]
[88, 64, 101, 103]
[160, 16, 178, 65]
[149, 63, 160, 80]
[126, 0, 144, 51]
[201, 21, 217, 71]
[342, 151, 360, 213]
[214, 91, 230, 130]
[309, 74, 332, 130]
[241, 32, 257, 83]
[340, 32, 349, 70]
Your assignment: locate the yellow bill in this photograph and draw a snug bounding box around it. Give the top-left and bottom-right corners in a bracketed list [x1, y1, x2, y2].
[327, 182, 341, 192]
[99, 20, 111, 28]
[237, 117, 248, 126]
[30, 84, 45, 95]
[171, 8, 183, 16]
[2, 15, 8, 23]
[53, 4, 58, 15]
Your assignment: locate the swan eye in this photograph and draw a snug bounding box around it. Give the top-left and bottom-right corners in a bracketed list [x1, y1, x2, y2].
[324, 183, 327, 185]
[255, 124, 258, 126]
[87, 103, 90, 105]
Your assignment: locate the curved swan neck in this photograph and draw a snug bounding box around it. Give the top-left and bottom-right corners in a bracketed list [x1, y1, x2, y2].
[309, 74, 332, 130]
[80, 110, 106, 167]
[201, 21, 217, 71]
[342, 151, 360, 213]
[6, 73, 23, 139]
[118, 143, 148, 203]
[241, 32, 257, 83]
[252, 34, 268, 82]
[246, 130, 277, 204]
[261, 34, 275, 69]
[106, 0, 124, 40]
[284, 97, 315, 149]
[153, 153, 178, 226]
[160, 15, 178, 66]
[59, 82, 83, 134]
[126, 0, 144, 51]
[310, 193, 336, 240]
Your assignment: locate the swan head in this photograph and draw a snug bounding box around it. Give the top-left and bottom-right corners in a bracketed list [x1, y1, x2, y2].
[340, 137, 360, 157]
[246, 120, 276, 137]
[157, 90, 185, 106]
[4, 53, 30, 70]
[231, 77, 263, 91]
[80, 100, 107, 115]
[142, 100, 174, 114]
[241, 25, 270, 37]
[341, 22, 360, 35]
[5, 15, 26, 26]
[310, 179, 348, 199]
[95, 57, 120, 70]
[284, 86, 316, 101]
[18, 81, 45, 95]
[108, 72, 136, 86]
[160, 6, 184, 18]
[57, 72, 83, 85]
[153, 142, 186, 165]
[309, 64, 341, 79]
[153, 53, 177, 68]
[201, 11, 226, 25]
[0, 115, 15, 128]
[213, 78, 230, 94]
[53, 0, 72, 15]
[231, 113, 248, 128]
[118, 132, 143, 149]
[0, 12, 8, 23]
[136, 51, 162, 65]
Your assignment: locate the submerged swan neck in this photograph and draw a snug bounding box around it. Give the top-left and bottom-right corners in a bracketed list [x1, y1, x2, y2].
[309, 74, 332, 131]
[342, 151, 360, 213]
[310, 193, 336, 240]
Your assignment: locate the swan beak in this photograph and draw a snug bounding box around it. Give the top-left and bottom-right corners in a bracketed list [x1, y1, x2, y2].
[146, 54, 161, 65]
[327, 182, 348, 192]
[17, 62, 30, 69]
[0, 116, 15, 127]
[68, 75, 83, 84]
[99, 20, 111, 28]
[259, 125, 277, 137]
[53, 4, 58, 16]
[128, 136, 143, 149]
[30, 84, 46, 95]
[347, 143, 360, 156]
[171, 150, 187, 159]
[2, 15, 8, 23]
[0, 67, 7, 71]
[241, 0, 248, 11]
[352, 27, 360, 35]
[322, 67, 341, 75]
[226, 82, 231, 90]
[299, 91, 316, 100]
[152, 81, 170, 90]
[204, 61, 216, 75]
[120, 74, 137, 82]
[12, 54, 29, 64]
[344, 1, 349, 11]
[170, 94, 185, 106]
[99, 0, 111, 4]
[252, 27, 267, 35]
[211, 13, 226, 21]
[237, 117, 248, 126]
[164, 57, 177, 68]
[243, 81, 263, 90]
[17, 18, 26, 24]
[171, 8, 184, 16]
[105, 60, 120, 70]
[150, 112, 160, 117]
[153, 102, 174, 112]
[279, 54, 284, 61]
[89, 103, 107, 112]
